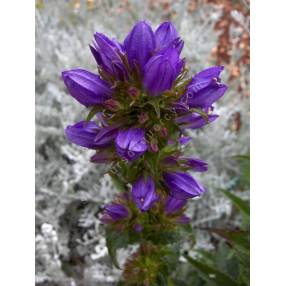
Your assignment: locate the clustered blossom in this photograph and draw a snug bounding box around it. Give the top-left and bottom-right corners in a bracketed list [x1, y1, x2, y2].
[62, 20, 227, 233]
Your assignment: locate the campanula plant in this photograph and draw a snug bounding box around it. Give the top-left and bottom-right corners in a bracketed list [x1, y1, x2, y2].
[62, 20, 227, 285]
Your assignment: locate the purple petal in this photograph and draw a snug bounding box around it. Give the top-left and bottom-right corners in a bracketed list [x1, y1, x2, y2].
[62, 69, 113, 107]
[176, 113, 219, 129]
[183, 158, 208, 172]
[124, 20, 155, 72]
[165, 196, 187, 214]
[65, 121, 100, 149]
[131, 176, 158, 211]
[104, 203, 129, 220]
[163, 171, 206, 199]
[92, 125, 119, 148]
[115, 128, 147, 161]
[155, 21, 178, 50]
[188, 84, 228, 108]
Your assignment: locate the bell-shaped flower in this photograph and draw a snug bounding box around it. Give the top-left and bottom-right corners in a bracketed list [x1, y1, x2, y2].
[182, 157, 208, 172]
[101, 203, 129, 223]
[155, 21, 178, 49]
[62, 69, 113, 107]
[183, 66, 228, 108]
[163, 171, 206, 199]
[115, 128, 148, 161]
[131, 176, 158, 211]
[65, 121, 118, 149]
[90, 33, 128, 80]
[176, 113, 218, 129]
[124, 20, 155, 72]
[143, 47, 182, 96]
[165, 196, 187, 214]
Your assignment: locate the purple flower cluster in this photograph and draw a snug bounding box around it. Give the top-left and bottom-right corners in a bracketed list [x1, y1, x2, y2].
[62, 20, 227, 229]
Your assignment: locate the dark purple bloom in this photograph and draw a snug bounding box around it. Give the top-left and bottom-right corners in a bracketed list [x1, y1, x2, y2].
[165, 196, 187, 214]
[176, 113, 219, 129]
[155, 21, 178, 50]
[179, 136, 192, 145]
[131, 176, 158, 211]
[104, 203, 129, 220]
[124, 20, 155, 72]
[65, 121, 100, 148]
[90, 33, 127, 80]
[115, 128, 148, 161]
[182, 66, 228, 108]
[163, 171, 206, 199]
[168, 136, 192, 146]
[183, 158, 208, 172]
[65, 121, 118, 149]
[143, 48, 182, 95]
[62, 69, 113, 107]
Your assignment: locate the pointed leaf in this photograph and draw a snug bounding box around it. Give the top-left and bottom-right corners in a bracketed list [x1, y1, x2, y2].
[106, 228, 129, 269]
[185, 255, 239, 286]
[219, 189, 250, 217]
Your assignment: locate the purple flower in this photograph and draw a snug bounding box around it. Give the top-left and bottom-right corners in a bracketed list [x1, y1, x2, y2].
[115, 128, 148, 161]
[143, 48, 182, 95]
[176, 113, 219, 129]
[182, 158, 208, 172]
[163, 171, 206, 199]
[62, 69, 113, 107]
[131, 176, 158, 211]
[90, 33, 127, 80]
[165, 196, 187, 214]
[124, 20, 155, 72]
[179, 136, 192, 145]
[104, 203, 129, 220]
[65, 121, 118, 149]
[182, 66, 228, 108]
[155, 21, 178, 49]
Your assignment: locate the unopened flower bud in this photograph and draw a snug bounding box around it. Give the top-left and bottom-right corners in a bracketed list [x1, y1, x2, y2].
[149, 138, 159, 152]
[104, 98, 121, 111]
[128, 86, 140, 98]
[138, 112, 149, 124]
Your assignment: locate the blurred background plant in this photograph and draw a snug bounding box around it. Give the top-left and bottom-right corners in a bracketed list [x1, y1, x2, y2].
[35, 0, 249, 285]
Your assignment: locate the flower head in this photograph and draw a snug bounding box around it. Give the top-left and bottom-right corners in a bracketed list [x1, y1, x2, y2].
[182, 66, 228, 108]
[124, 20, 155, 72]
[131, 176, 158, 211]
[62, 69, 113, 107]
[163, 171, 206, 199]
[101, 203, 129, 224]
[65, 121, 118, 149]
[165, 196, 187, 214]
[115, 128, 148, 161]
[90, 33, 127, 80]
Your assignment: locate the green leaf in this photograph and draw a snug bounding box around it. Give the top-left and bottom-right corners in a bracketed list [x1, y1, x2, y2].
[204, 228, 249, 252]
[106, 228, 129, 269]
[219, 189, 250, 217]
[185, 255, 239, 286]
[109, 173, 127, 192]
